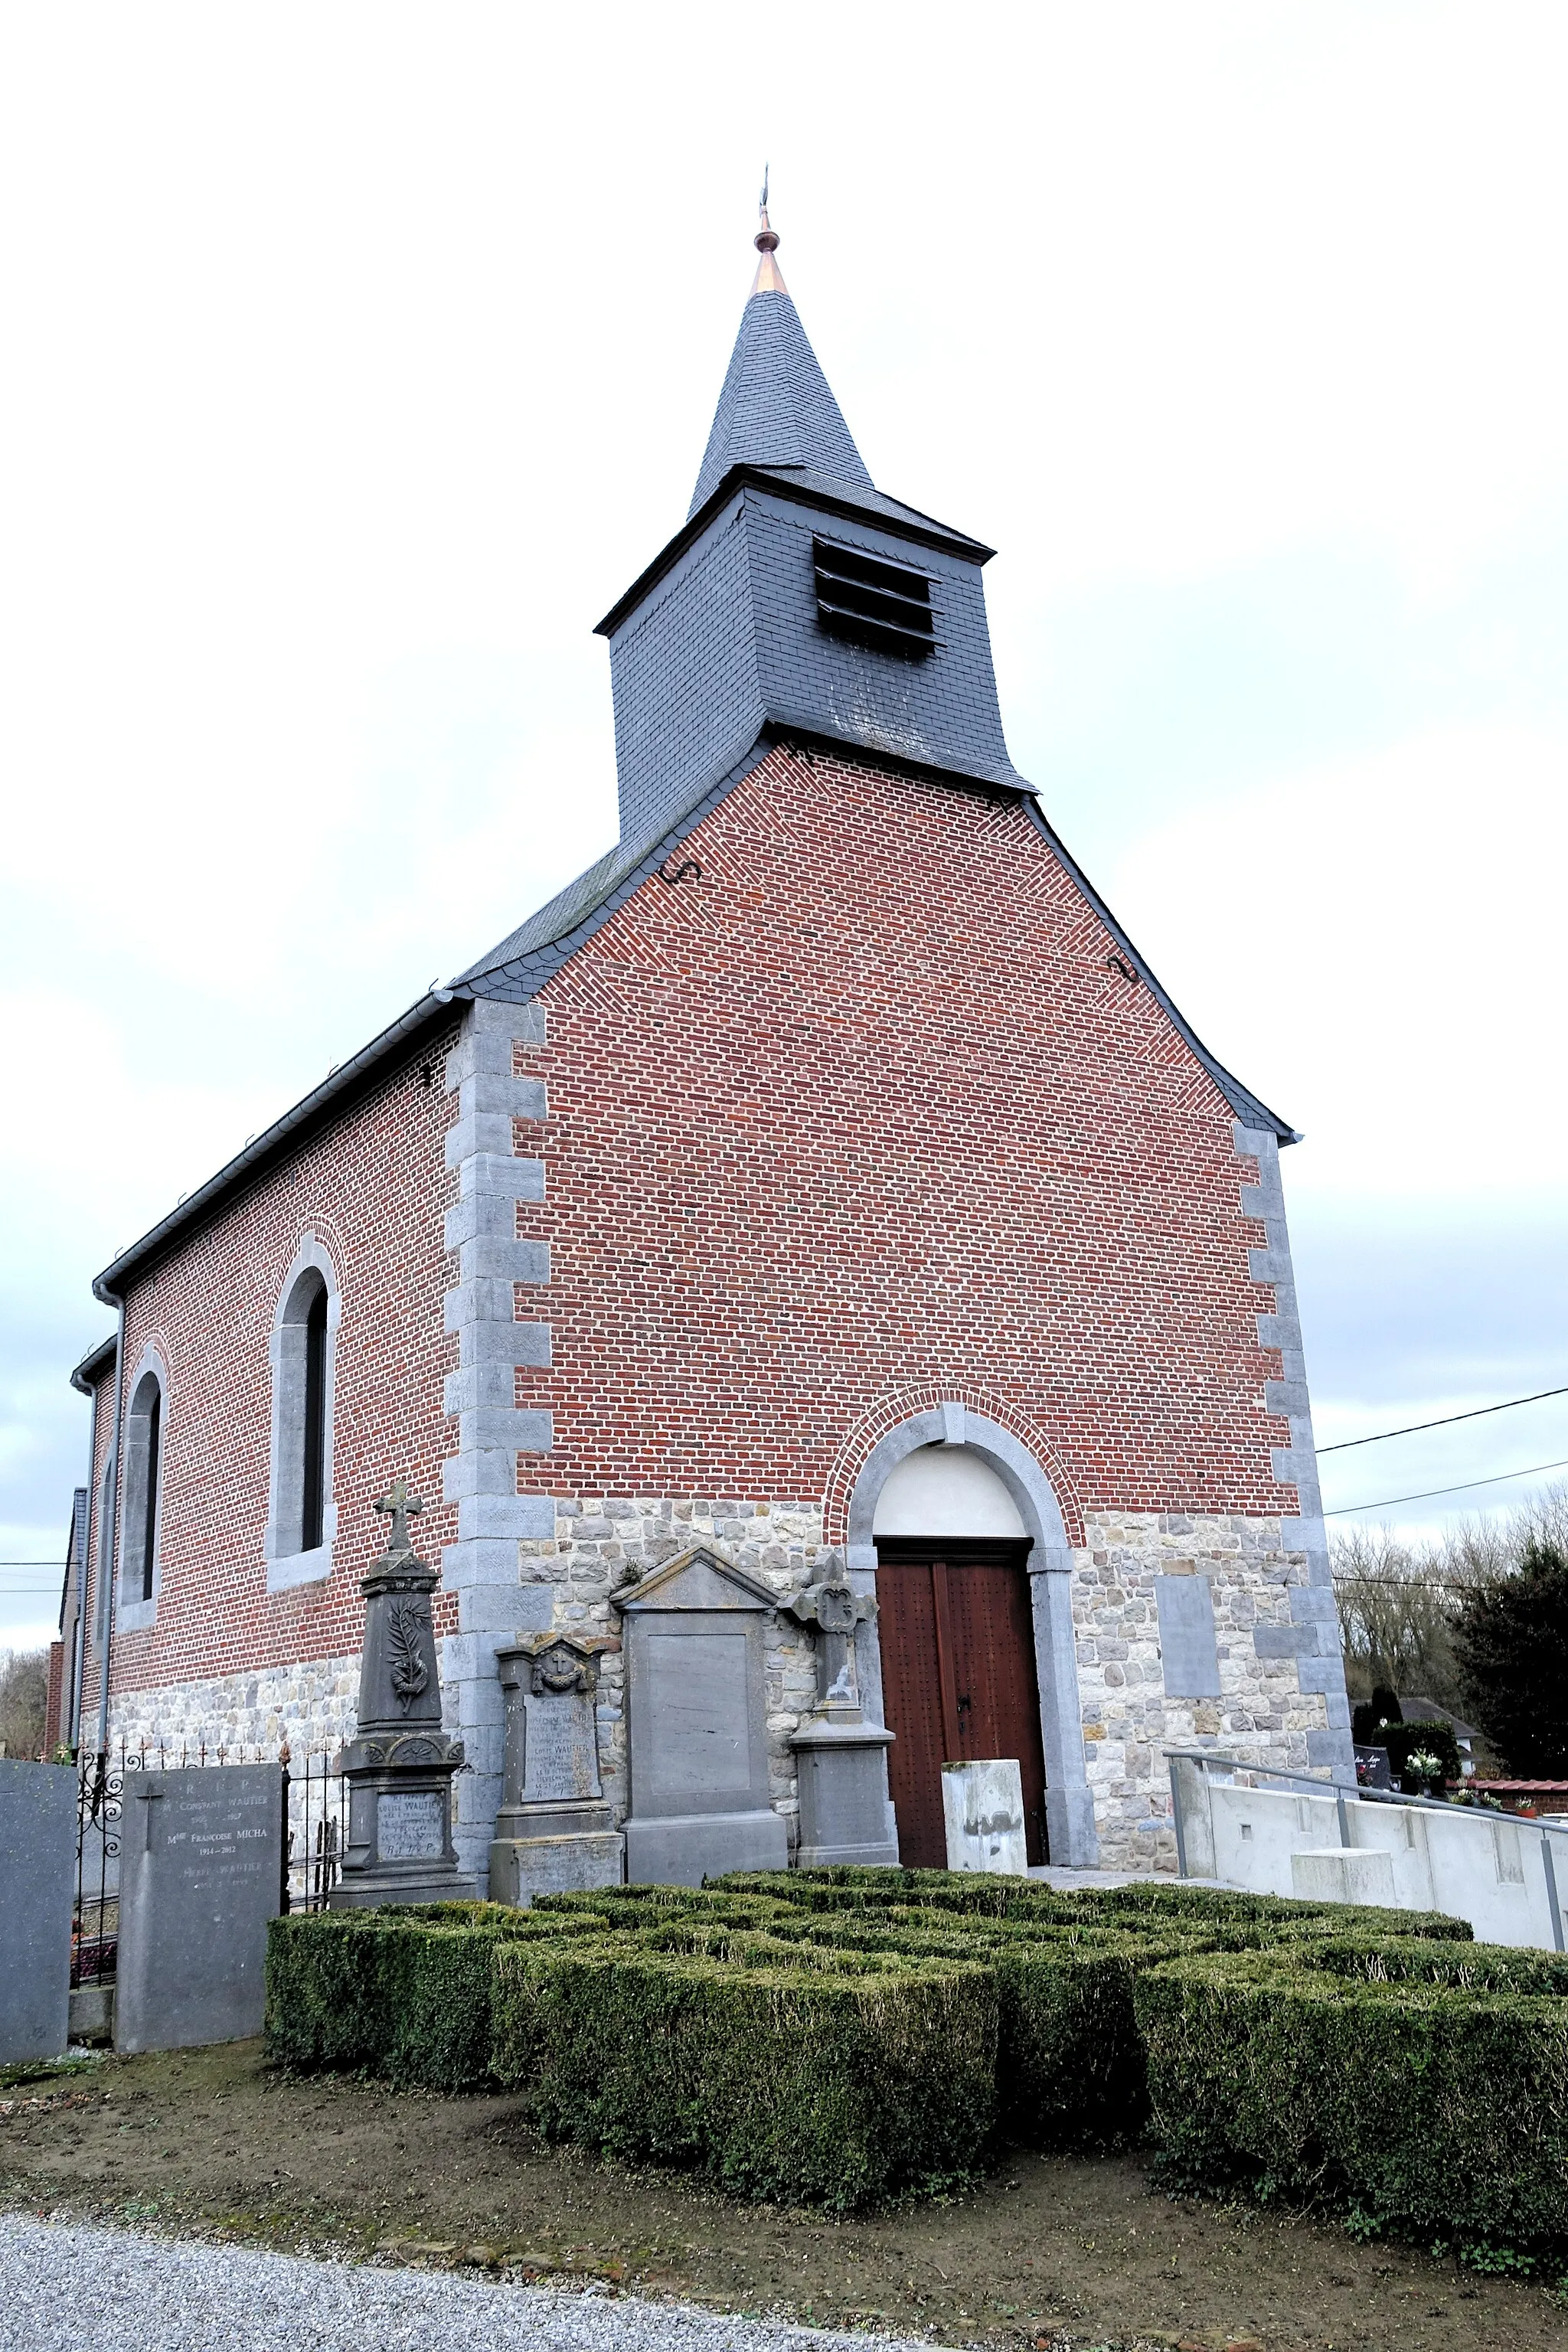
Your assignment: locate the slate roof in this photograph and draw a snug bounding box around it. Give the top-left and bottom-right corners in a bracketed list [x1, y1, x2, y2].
[89, 227, 1300, 1300]
[688, 287, 874, 518]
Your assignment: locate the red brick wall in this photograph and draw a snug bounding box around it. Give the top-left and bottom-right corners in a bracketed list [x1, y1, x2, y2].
[81, 1026, 461, 1715]
[515, 745, 1284, 1527]
[82, 743, 1289, 1706]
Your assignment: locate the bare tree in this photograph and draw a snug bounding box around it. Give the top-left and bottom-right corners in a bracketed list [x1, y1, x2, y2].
[1332, 1479, 1568, 1728]
[0, 1646, 49, 1759]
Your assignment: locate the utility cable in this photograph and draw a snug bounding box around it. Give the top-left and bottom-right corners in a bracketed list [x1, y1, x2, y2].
[1324, 1454, 1568, 1516]
[1317, 1384, 1568, 1454]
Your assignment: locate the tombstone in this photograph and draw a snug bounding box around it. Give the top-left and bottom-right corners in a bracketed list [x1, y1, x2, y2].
[0, 1761, 76, 2063]
[116, 1763, 282, 2053]
[614, 1544, 788, 1886]
[488, 1632, 624, 1903]
[787, 1573, 897, 1868]
[942, 1756, 1029, 1875]
[332, 1479, 477, 1906]
[1354, 1743, 1394, 1792]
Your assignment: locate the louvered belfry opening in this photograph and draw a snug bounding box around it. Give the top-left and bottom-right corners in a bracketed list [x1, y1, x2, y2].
[812, 536, 936, 660]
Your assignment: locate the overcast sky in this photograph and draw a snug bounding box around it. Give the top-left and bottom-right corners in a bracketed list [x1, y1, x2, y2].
[4, 3, 1567, 1650]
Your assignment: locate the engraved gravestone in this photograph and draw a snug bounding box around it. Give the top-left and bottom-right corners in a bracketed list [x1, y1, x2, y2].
[488, 1632, 623, 1903]
[614, 1545, 788, 1886]
[331, 1480, 476, 1906]
[115, 1763, 282, 2053]
[0, 1760, 76, 2063]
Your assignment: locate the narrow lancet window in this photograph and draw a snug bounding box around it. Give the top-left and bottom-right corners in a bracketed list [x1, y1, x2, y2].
[300, 1281, 328, 1554]
[139, 1388, 161, 1601]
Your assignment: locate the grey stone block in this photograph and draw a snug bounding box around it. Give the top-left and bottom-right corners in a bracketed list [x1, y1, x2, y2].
[0, 1762, 75, 2064]
[461, 1238, 551, 1285]
[441, 1448, 521, 1503]
[1252, 1622, 1314, 1658]
[455, 1409, 553, 1455]
[456, 1494, 555, 1541]
[626, 1809, 788, 1887]
[1155, 1575, 1222, 1697]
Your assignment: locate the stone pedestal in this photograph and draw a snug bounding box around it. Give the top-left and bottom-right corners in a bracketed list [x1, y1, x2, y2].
[786, 1572, 898, 1870]
[488, 1632, 624, 1904]
[331, 1482, 477, 1909]
[792, 1718, 897, 1867]
[942, 1756, 1028, 1875]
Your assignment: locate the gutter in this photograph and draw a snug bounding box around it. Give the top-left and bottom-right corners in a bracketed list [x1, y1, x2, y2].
[68, 1335, 117, 1756]
[96, 1291, 126, 1756]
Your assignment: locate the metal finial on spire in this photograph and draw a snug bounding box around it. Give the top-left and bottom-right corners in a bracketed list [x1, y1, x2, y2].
[751, 165, 788, 296]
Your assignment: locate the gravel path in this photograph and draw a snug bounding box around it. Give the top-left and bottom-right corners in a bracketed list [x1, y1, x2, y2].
[0, 2214, 939, 2352]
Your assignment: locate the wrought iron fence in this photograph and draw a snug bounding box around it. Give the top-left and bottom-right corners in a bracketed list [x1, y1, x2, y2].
[71, 1737, 348, 1989]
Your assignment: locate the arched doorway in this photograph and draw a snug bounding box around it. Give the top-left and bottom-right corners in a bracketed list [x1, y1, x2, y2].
[841, 1405, 1098, 1867]
[873, 1448, 1049, 1866]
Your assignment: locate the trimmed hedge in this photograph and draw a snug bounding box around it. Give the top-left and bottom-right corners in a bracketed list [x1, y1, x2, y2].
[263, 1876, 1492, 2218]
[1135, 1935, 1568, 2247]
[711, 1866, 1472, 1942]
[264, 1906, 603, 2088]
[491, 1925, 998, 2208]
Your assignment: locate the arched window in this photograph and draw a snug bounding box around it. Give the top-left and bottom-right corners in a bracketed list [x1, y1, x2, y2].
[266, 1241, 339, 1589]
[119, 1364, 166, 1619]
[300, 1278, 328, 1553]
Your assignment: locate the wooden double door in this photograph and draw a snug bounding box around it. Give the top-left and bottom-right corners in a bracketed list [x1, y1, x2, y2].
[874, 1537, 1049, 1868]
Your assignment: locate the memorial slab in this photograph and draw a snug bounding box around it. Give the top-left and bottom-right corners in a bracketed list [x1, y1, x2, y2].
[614, 1545, 788, 1886]
[488, 1633, 623, 1903]
[0, 1761, 76, 2063]
[115, 1764, 282, 2054]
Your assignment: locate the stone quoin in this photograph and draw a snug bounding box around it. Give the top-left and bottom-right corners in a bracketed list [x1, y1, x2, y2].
[63, 195, 1353, 1885]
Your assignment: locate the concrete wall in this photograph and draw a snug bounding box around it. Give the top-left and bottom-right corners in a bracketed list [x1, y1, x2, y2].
[1178, 1767, 1566, 1948]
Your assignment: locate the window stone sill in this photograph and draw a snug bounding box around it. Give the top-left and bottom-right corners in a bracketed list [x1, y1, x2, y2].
[116, 1599, 158, 1633]
[268, 1545, 333, 1594]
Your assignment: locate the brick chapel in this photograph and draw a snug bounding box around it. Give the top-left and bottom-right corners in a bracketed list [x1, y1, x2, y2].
[63, 202, 1353, 1886]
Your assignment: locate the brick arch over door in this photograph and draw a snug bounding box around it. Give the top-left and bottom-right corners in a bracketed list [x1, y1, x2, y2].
[842, 1405, 1097, 1867]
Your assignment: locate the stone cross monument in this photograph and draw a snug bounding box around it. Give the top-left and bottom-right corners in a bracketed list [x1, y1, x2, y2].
[787, 1570, 898, 1868]
[330, 1481, 477, 1907]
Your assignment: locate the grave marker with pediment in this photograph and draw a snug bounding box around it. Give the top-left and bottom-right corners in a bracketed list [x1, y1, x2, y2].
[613, 1544, 789, 1886]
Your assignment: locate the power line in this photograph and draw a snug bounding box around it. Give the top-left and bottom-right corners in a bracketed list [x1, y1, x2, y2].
[0, 1561, 65, 1569]
[1317, 1384, 1568, 1454]
[1325, 1454, 1568, 1517]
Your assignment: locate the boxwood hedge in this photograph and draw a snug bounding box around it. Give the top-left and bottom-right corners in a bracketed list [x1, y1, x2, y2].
[1134, 1934, 1568, 2248]
[490, 1924, 998, 2208]
[264, 1873, 1507, 2220]
[264, 1904, 603, 2088]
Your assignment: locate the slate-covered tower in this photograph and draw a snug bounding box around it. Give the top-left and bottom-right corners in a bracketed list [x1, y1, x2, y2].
[70, 201, 1352, 1890]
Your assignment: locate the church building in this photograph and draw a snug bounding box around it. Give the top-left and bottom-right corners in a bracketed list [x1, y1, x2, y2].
[66, 204, 1353, 1884]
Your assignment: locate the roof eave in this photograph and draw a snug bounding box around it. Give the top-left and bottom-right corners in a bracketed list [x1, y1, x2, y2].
[70, 1335, 118, 1396]
[1021, 799, 1300, 1146]
[91, 991, 457, 1301]
[593, 466, 995, 641]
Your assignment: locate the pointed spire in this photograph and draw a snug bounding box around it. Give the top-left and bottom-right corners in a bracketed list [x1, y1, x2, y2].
[687, 182, 874, 520]
[751, 167, 788, 296]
